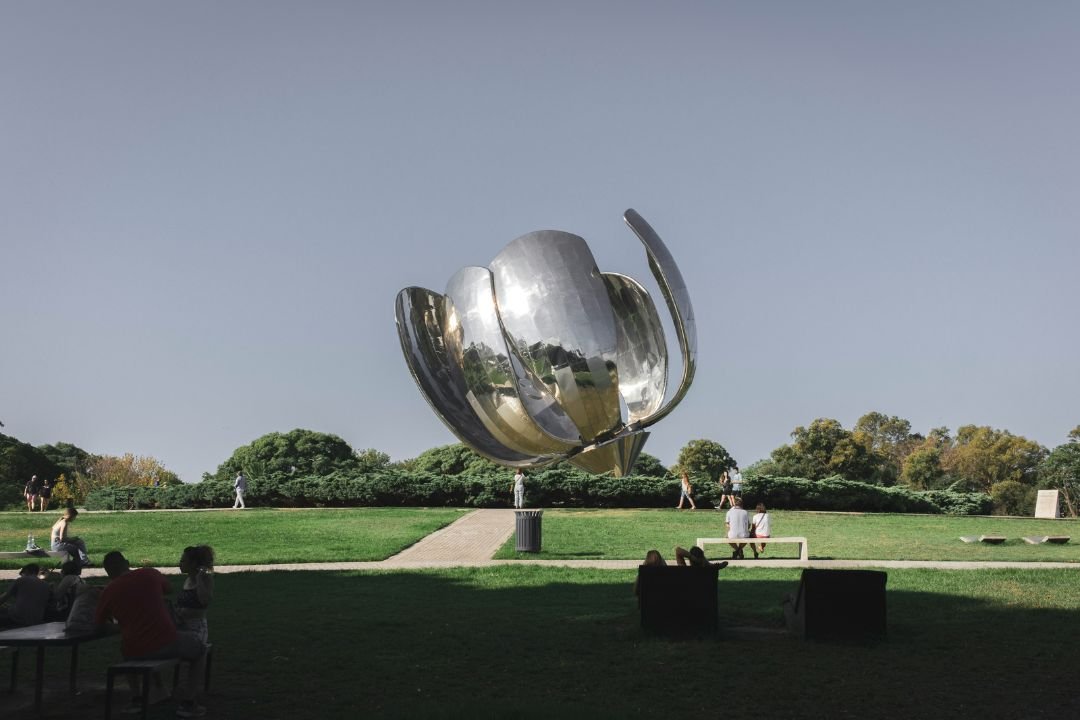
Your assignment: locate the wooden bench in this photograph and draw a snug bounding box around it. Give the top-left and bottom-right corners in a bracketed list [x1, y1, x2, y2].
[697, 536, 809, 562]
[105, 644, 213, 720]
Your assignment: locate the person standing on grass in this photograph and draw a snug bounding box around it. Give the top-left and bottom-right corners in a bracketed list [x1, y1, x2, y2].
[725, 497, 750, 559]
[25, 474, 40, 511]
[730, 466, 743, 498]
[676, 471, 696, 510]
[96, 551, 208, 718]
[512, 469, 526, 509]
[750, 502, 771, 559]
[233, 471, 247, 509]
[38, 477, 53, 512]
[715, 470, 732, 510]
[51, 507, 92, 567]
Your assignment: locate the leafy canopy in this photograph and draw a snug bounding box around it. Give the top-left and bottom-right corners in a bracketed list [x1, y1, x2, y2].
[675, 439, 735, 483]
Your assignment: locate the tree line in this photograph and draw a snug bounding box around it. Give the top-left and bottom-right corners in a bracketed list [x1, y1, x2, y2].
[4, 412, 1078, 516]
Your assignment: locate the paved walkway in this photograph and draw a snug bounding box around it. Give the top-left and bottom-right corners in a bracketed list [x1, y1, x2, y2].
[3, 508, 1079, 579]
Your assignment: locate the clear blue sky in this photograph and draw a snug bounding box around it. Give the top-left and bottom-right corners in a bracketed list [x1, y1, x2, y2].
[2, 2, 1077, 482]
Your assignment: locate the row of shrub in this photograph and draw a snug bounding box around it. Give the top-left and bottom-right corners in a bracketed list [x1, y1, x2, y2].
[84, 470, 993, 515]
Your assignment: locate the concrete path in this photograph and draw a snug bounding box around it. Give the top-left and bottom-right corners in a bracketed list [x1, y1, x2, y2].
[3, 508, 1079, 579]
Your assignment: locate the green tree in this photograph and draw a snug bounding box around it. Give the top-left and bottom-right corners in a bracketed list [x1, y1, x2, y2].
[630, 452, 669, 478]
[675, 439, 735, 483]
[354, 448, 391, 473]
[900, 446, 946, 489]
[941, 425, 1047, 493]
[1040, 440, 1080, 517]
[0, 433, 61, 508]
[210, 429, 360, 482]
[989, 480, 1035, 516]
[37, 441, 92, 480]
[412, 443, 502, 476]
[853, 412, 920, 483]
[768, 418, 885, 482]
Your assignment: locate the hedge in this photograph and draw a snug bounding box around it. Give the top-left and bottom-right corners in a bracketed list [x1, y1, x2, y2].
[85, 471, 992, 515]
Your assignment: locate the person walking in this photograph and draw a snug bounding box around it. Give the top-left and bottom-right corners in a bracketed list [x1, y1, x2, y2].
[512, 469, 526, 509]
[715, 470, 732, 510]
[731, 466, 743, 499]
[676, 471, 697, 510]
[232, 471, 247, 510]
[25, 475, 41, 511]
[725, 498, 750, 559]
[38, 477, 53, 512]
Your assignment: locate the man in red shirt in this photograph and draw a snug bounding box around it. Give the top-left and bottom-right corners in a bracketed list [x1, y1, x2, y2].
[95, 551, 207, 718]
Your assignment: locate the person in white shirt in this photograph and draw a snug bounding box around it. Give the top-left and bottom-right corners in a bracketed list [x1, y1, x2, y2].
[512, 470, 526, 509]
[750, 502, 771, 559]
[725, 498, 750, 559]
[233, 472, 247, 509]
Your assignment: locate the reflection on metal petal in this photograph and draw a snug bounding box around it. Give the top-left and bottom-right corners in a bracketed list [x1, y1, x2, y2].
[602, 273, 667, 425]
[490, 231, 622, 442]
[623, 209, 697, 426]
[443, 267, 578, 457]
[569, 431, 651, 478]
[394, 287, 539, 467]
[396, 209, 696, 476]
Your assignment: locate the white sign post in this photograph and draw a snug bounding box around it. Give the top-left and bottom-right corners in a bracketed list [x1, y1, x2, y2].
[1034, 490, 1061, 519]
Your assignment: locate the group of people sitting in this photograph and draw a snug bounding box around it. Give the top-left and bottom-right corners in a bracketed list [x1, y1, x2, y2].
[0, 543, 216, 718]
[724, 499, 771, 559]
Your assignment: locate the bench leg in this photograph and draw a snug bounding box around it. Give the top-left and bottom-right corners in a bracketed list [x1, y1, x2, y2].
[105, 669, 115, 719]
[8, 648, 18, 693]
[34, 646, 45, 712]
[69, 643, 80, 694]
[140, 671, 150, 720]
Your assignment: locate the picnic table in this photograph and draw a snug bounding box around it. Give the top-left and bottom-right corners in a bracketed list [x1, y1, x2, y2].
[0, 621, 117, 713]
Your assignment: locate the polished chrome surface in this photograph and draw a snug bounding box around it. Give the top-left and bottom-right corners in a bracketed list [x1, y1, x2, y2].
[623, 209, 697, 426]
[443, 266, 578, 456]
[395, 209, 696, 476]
[394, 287, 539, 467]
[490, 230, 622, 443]
[602, 272, 667, 424]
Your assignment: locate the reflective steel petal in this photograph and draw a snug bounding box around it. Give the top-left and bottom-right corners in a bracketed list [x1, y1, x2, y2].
[489, 231, 622, 442]
[396, 209, 697, 476]
[569, 431, 651, 478]
[623, 209, 697, 425]
[602, 272, 668, 425]
[394, 287, 540, 467]
[443, 267, 579, 456]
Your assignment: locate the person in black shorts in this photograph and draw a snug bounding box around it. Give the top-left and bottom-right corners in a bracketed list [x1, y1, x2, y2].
[38, 478, 53, 512]
[24, 475, 41, 512]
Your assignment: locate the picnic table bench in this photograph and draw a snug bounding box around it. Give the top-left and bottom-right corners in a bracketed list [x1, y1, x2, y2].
[697, 536, 809, 562]
[0, 621, 117, 713]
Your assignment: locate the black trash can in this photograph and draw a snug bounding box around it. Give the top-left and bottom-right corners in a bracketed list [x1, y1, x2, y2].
[514, 509, 543, 552]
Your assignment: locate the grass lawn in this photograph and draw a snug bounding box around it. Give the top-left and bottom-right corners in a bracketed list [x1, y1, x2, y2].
[493, 509, 1080, 562]
[0, 508, 468, 569]
[4, 566, 1079, 719]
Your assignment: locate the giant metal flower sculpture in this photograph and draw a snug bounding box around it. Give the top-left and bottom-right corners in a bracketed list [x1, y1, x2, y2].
[395, 209, 696, 476]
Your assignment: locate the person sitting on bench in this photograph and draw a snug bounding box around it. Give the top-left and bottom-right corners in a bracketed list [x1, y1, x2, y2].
[95, 551, 208, 718]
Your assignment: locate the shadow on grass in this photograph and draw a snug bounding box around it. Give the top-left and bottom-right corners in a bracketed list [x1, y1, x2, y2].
[3, 568, 1080, 719]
